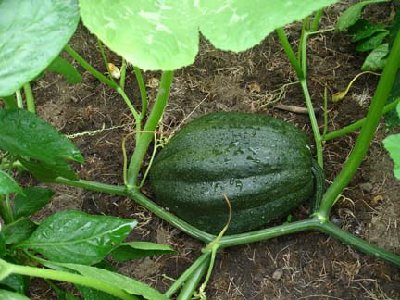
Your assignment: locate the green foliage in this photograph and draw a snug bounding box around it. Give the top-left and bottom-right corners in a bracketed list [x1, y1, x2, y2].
[0, 171, 22, 195]
[0, 273, 27, 294]
[0, 290, 29, 300]
[383, 103, 400, 180]
[110, 242, 175, 262]
[18, 211, 137, 265]
[0, 109, 82, 182]
[57, 263, 168, 300]
[46, 56, 82, 85]
[13, 187, 54, 220]
[0, 0, 80, 96]
[80, 0, 339, 70]
[335, 0, 389, 31]
[3, 218, 37, 245]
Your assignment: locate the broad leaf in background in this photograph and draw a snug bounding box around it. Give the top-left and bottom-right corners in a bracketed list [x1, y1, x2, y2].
[47, 56, 82, 85]
[19, 158, 78, 182]
[356, 31, 389, 52]
[58, 263, 168, 300]
[0, 0, 80, 96]
[111, 241, 175, 262]
[0, 109, 83, 163]
[0, 170, 22, 195]
[3, 218, 37, 245]
[383, 103, 400, 180]
[13, 187, 54, 219]
[383, 132, 400, 180]
[0, 273, 27, 294]
[336, 0, 390, 31]
[80, 0, 340, 70]
[0, 289, 30, 300]
[362, 43, 388, 70]
[18, 211, 136, 265]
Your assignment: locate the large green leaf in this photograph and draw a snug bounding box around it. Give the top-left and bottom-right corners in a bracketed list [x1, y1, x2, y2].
[0, 109, 83, 164]
[79, 0, 198, 70]
[80, 0, 340, 70]
[18, 211, 136, 265]
[59, 263, 168, 300]
[0, 290, 29, 300]
[13, 187, 54, 219]
[199, 0, 339, 52]
[0, 171, 21, 195]
[110, 242, 175, 262]
[361, 43, 388, 71]
[0, 0, 80, 96]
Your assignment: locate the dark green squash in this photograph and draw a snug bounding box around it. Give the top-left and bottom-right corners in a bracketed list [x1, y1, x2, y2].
[149, 112, 314, 234]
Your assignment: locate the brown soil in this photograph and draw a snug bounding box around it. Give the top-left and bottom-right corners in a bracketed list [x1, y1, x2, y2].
[28, 3, 399, 300]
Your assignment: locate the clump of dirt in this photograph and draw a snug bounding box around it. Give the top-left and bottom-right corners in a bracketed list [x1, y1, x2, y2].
[27, 3, 400, 300]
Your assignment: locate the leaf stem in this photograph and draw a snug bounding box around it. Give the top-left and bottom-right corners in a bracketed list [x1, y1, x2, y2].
[126, 70, 173, 188]
[54, 178, 127, 196]
[133, 66, 148, 118]
[64, 45, 140, 121]
[310, 9, 324, 32]
[318, 30, 400, 219]
[276, 28, 305, 80]
[166, 253, 210, 298]
[4, 261, 138, 300]
[120, 59, 127, 91]
[322, 97, 400, 141]
[0, 195, 14, 224]
[23, 82, 35, 113]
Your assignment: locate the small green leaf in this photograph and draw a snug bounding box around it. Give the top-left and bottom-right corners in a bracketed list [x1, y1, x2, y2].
[361, 43, 389, 71]
[0, 289, 30, 300]
[13, 187, 54, 219]
[0, 0, 80, 96]
[0, 109, 83, 163]
[349, 19, 387, 42]
[0, 274, 27, 294]
[18, 211, 136, 265]
[19, 158, 78, 182]
[3, 219, 37, 245]
[356, 31, 389, 52]
[111, 242, 175, 262]
[47, 56, 82, 84]
[383, 133, 400, 180]
[58, 263, 168, 300]
[0, 171, 22, 195]
[336, 0, 390, 31]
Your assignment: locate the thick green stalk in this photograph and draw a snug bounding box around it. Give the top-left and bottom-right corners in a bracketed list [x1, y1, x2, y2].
[126, 70, 173, 188]
[318, 30, 400, 219]
[276, 28, 305, 80]
[55, 178, 127, 196]
[166, 253, 210, 298]
[176, 256, 210, 300]
[323, 97, 400, 141]
[23, 82, 35, 113]
[318, 222, 400, 267]
[64, 45, 140, 121]
[128, 189, 215, 242]
[5, 261, 138, 300]
[16, 90, 23, 108]
[218, 219, 319, 248]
